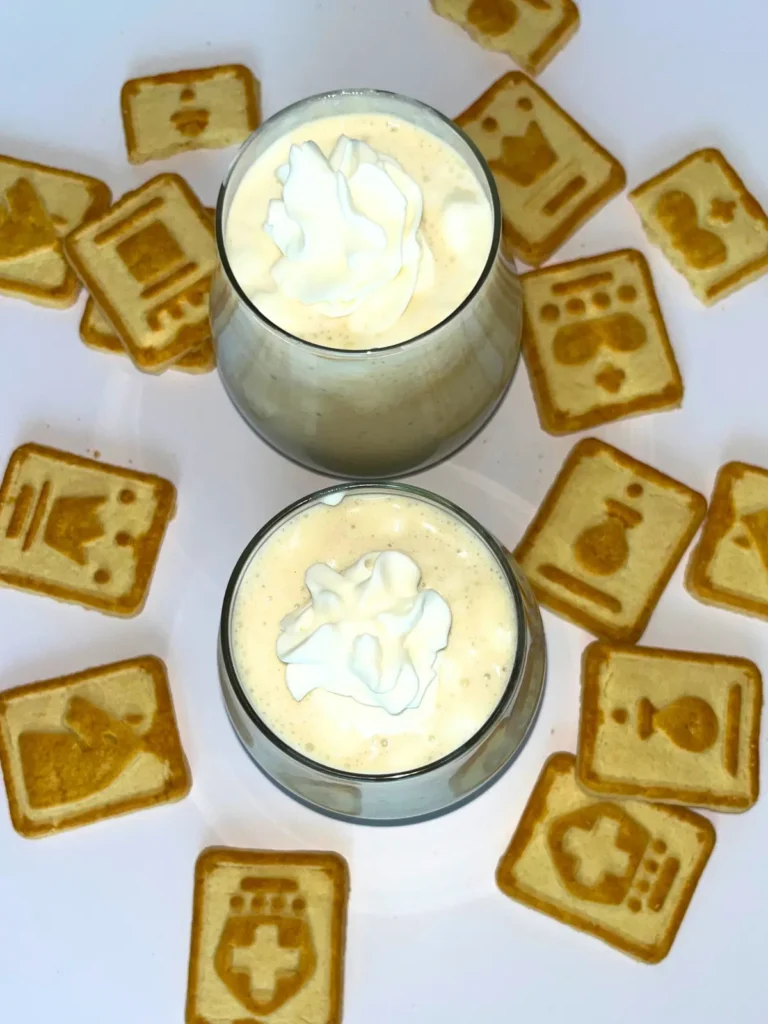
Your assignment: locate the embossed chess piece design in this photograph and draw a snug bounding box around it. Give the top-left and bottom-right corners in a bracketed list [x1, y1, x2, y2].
[736, 509, 768, 570]
[521, 250, 682, 433]
[6, 480, 110, 580]
[688, 462, 768, 620]
[609, 686, 743, 772]
[436, 0, 579, 76]
[111, 213, 210, 336]
[457, 74, 624, 265]
[655, 190, 727, 270]
[552, 313, 645, 369]
[170, 85, 210, 138]
[121, 65, 260, 165]
[536, 480, 649, 617]
[497, 755, 716, 961]
[0, 178, 58, 261]
[18, 697, 148, 808]
[43, 494, 106, 563]
[0, 657, 190, 836]
[467, 0, 520, 34]
[115, 218, 188, 284]
[536, 267, 649, 397]
[214, 876, 317, 1016]
[579, 644, 760, 809]
[516, 440, 706, 641]
[631, 149, 768, 304]
[468, 0, 555, 34]
[6, 479, 109, 569]
[548, 803, 650, 904]
[636, 696, 719, 752]
[574, 498, 643, 576]
[548, 801, 682, 915]
[490, 120, 558, 187]
[0, 443, 176, 614]
[0, 157, 111, 307]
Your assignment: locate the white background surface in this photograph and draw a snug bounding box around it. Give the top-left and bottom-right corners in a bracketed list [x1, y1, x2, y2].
[1, 1, 767, 1021]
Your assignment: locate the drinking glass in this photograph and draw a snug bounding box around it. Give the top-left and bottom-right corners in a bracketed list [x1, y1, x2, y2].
[212, 89, 523, 479]
[218, 482, 546, 825]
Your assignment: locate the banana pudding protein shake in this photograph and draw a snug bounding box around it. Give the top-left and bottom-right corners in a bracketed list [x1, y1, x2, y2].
[230, 489, 518, 775]
[214, 90, 523, 476]
[224, 110, 494, 350]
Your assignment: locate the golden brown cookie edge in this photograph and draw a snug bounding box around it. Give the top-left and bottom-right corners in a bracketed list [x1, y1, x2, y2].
[185, 847, 349, 1024]
[577, 642, 762, 811]
[521, 248, 683, 434]
[513, 437, 707, 642]
[63, 173, 214, 373]
[496, 751, 716, 963]
[0, 442, 177, 616]
[630, 148, 768, 305]
[121, 63, 261, 165]
[0, 655, 190, 838]
[686, 461, 768, 620]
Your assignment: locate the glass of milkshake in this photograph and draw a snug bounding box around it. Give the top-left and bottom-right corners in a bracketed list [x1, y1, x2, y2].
[218, 483, 545, 824]
[212, 89, 523, 478]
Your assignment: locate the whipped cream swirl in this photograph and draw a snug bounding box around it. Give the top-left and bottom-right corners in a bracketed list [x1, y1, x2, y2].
[276, 550, 452, 715]
[263, 136, 434, 336]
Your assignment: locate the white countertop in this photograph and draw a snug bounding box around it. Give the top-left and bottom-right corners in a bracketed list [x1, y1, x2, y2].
[1, 1, 766, 1021]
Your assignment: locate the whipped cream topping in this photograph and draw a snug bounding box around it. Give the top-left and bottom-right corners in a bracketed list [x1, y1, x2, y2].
[263, 135, 434, 337]
[276, 550, 452, 715]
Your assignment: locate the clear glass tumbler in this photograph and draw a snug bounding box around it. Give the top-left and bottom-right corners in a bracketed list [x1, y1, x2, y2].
[218, 482, 546, 825]
[212, 89, 523, 479]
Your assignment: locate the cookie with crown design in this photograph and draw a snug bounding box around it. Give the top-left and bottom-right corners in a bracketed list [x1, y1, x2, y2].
[431, 0, 580, 75]
[0, 443, 175, 616]
[0, 155, 110, 308]
[457, 73, 625, 266]
[186, 847, 349, 1024]
[0, 656, 190, 837]
[121, 64, 260, 164]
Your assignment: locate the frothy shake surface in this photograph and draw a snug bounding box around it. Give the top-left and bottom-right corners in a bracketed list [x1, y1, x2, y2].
[230, 492, 517, 774]
[225, 112, 493, 350]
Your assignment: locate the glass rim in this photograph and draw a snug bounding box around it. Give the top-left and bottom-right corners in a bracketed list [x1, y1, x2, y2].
[219, 481, 528, 783]
[214, 87, 503, 358]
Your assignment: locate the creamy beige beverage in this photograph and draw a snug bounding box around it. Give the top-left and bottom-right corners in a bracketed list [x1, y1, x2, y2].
[214, 90, 523, 478]
[225, 112, 493, 350]
[231, 491, 518, 774]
